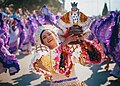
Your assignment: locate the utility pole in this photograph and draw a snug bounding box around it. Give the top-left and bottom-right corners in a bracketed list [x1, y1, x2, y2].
[109, 0, 111, 11]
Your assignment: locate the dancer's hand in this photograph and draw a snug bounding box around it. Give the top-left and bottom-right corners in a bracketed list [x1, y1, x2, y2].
[62, 34, 81, 47]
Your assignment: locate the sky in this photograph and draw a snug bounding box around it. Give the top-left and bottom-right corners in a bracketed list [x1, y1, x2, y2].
[65, 0, 120, 16]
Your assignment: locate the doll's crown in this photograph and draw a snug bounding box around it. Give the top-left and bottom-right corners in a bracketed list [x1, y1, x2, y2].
[71, 2, 78, 7]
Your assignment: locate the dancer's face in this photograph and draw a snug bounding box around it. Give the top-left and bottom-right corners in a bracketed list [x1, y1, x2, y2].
[41, 30, 57, 49]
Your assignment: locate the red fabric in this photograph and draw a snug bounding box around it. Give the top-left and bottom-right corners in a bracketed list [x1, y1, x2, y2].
[61, 28, 70, 38]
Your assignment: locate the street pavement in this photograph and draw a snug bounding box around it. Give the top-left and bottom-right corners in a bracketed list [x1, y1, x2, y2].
[0, 51, 120, 86]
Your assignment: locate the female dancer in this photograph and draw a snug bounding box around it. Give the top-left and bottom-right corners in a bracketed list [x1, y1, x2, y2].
[32, 25, 86, 86]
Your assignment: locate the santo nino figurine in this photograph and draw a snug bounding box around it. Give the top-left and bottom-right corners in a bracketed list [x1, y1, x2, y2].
[57, 2, 92, 44]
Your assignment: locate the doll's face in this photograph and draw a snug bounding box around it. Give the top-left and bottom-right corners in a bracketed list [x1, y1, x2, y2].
[41, 30, 57, 49]
[71, 6, 77, 12]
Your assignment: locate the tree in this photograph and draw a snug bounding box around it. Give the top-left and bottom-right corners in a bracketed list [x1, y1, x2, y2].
[102, 3, 108, 16]
[0, 0, 64, 14]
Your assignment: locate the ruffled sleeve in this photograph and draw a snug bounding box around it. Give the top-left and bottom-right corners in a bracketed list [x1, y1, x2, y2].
[0, 38, 20, 75]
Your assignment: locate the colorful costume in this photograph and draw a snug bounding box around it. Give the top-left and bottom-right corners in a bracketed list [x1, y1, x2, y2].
[41, 5, 54, 25]
[0, 30, 20, 75]
[32, 44, 83, 86]
[31, 25, 86, 86]
[89, 11, 120, 78]
[57, 8, 105, 64]
[15, 18, 26, 50]
[41, 5, 60, 28]
[21, 18, 34, 53]
[57, 11, 91, 41]
[8, 19, 20, 54]
[0, 13, 9, 47]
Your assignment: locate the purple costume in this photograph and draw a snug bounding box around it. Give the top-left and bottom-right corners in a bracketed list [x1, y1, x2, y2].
[0, 30, 20, 75]
[41, 5, 60, 28]
[8, 19, 20, 54]
[89, 11, 120, 78]
[21, 18, 35, 53]
[15, 18, 26, 49]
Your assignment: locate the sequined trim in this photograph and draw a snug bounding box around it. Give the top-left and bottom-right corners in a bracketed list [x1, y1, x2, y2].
[52, 77, 77, 83]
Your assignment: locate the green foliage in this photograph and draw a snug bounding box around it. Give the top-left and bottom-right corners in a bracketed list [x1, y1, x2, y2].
[0, 0, 64, 14]
[38, 0, 42, 2]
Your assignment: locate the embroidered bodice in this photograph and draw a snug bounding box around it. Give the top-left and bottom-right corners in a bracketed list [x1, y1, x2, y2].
[72, 11, 79, 25]
[33, 45, 73, 77]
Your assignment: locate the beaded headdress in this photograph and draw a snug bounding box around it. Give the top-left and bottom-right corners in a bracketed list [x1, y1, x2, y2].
[35, 25, 58, 45]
